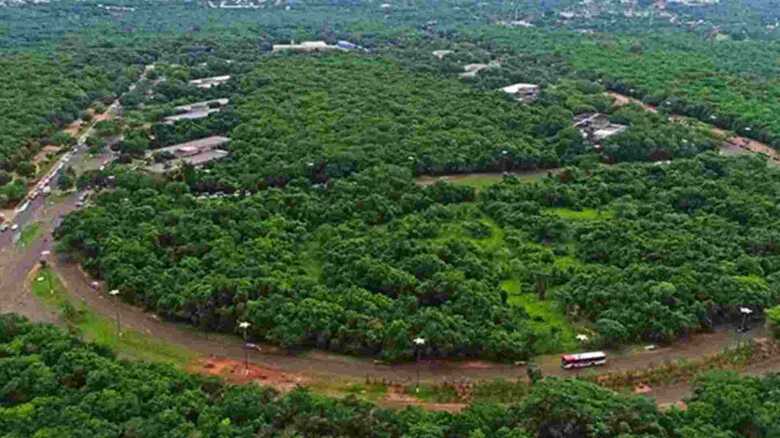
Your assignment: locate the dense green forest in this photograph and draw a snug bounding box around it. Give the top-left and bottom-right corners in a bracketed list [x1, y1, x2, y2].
[0, 0, 771, 358]
[55, 154, 780, 358]
[5, 0, 780, 435]
[2, 0, 778, 203]
[119, 53, 715, 188]
[1, 315, 779, 437]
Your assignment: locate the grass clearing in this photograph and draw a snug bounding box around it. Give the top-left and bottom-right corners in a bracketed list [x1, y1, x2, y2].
[30, 268, 195, 367]
[404, 383, 460, 403]
[308, 380, 389, 403]
[445, 174, 504, 190]
[545, 207, 614, 220]
[501, 279, 578, 353]
[416, 170, 553, 191]
[299, 247, 323, 282]
[16, 222, 41, 247]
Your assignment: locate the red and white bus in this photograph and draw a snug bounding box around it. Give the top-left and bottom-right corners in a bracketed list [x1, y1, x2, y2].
[561, 351, 607, 369]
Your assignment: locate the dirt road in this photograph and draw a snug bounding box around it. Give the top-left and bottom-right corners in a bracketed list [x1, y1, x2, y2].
[607, 91, 780, 163]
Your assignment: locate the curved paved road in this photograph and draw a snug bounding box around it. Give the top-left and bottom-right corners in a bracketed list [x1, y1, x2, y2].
[0, 76, 777, 404]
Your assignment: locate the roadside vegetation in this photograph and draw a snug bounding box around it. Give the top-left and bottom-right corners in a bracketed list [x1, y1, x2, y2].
[3, 315, 780, 437]
[30, 267, 194, 367]
[15, 222, 40, 248]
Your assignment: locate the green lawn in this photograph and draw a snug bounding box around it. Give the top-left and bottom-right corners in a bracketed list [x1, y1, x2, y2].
[16, 222, 41, 247]
[544, 207, 614, 220]
[31, 268, 195, 367]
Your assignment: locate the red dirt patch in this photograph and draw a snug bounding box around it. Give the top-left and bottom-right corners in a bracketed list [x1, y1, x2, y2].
[32, 145, 61, 167]
[634, 383, 653, 394]
[63, 121, 82, 137]
[92, 110, 113, 123]
[607, 92, 658, 113]
[190, 356, 308, 391]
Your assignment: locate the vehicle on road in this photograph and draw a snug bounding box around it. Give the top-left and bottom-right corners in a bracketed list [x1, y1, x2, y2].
[561, 351, 607, 369]
[10, 224, 19, 231]
[244, 343, 262, 352]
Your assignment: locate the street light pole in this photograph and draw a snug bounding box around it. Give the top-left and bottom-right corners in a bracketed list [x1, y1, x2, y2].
[108, 289, 121, 340]
[239, 321, 251, 371]
[40, 250, 51, 294]
[739, 307, 754, 334]
[413, 336, 426, 394]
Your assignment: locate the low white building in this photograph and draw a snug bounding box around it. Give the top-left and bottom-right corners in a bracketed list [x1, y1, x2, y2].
[189, 75, 231, 89]
[432, 50, 453, 60]
[272, 41, 337, 52]
[501, 83, 540, 102]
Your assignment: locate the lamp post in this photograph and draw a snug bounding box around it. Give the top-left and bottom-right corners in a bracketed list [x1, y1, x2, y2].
[413, 336, 426, 393]
[40, 251, 52, 294]
[739, 307, 754, 333]
[239, 321, 251, 370]
[108, 289, 121, 339]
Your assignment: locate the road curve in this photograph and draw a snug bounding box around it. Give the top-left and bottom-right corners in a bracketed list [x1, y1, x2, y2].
[0, 72, 778, 407]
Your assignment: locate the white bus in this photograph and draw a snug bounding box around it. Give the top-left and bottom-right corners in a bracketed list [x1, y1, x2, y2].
[561, 351, 607, 369]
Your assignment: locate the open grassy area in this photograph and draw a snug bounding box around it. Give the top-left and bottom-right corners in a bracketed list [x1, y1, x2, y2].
[544, 207, 614, 220]
[16, 222, 41, 248]
[416, 170, 554, 191]
[30, 267, 195, 367]
[501, 279, 578, 353]
[404, 383, 460, 403]
[308, 379, 390, 403]
[446, 174, 505, 190]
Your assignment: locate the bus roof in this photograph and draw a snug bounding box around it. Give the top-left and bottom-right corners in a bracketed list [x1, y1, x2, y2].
[562, 351, 607, 361]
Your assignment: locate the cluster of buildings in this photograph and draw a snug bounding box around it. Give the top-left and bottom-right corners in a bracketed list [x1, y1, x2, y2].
[146, 136, 231, 174]
[206, 0, 279, 9]
[97, 4, 135, 12]
[573, 113, 628, 146]
[0, 0, 50, 6]
[163, 99, 229, 125]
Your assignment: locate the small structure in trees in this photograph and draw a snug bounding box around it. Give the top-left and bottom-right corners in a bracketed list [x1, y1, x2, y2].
[501, 83, 540, 103]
